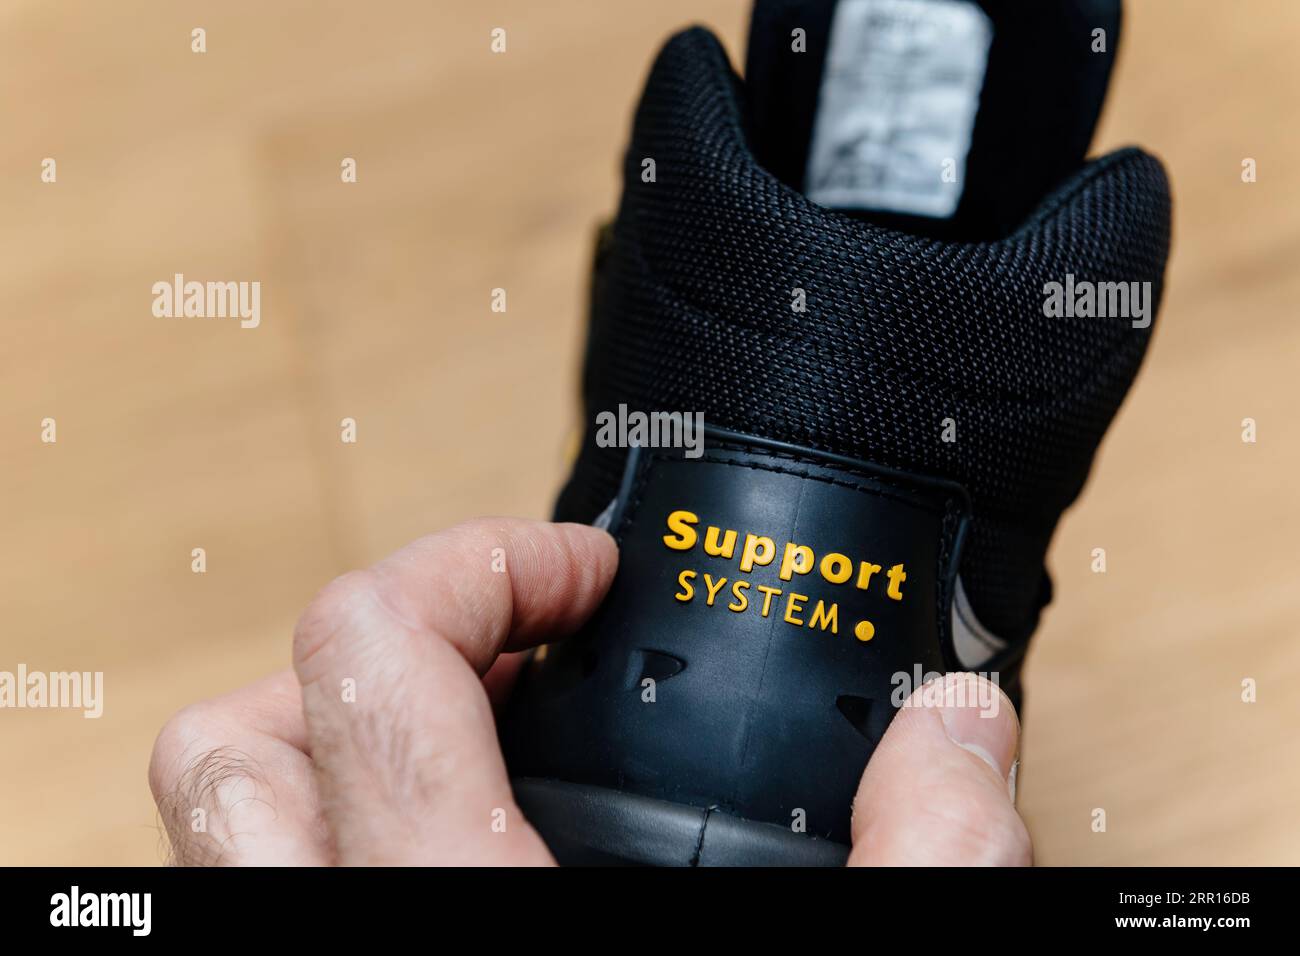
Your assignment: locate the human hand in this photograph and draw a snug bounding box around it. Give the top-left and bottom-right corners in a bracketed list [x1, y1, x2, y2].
[149, 518, 1029, 865]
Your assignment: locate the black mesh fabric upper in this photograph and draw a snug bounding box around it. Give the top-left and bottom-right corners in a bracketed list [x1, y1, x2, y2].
[555, 27, 1172, 643]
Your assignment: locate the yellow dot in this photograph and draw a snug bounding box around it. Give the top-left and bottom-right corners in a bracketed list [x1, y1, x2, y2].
[854, 620, 875, 642]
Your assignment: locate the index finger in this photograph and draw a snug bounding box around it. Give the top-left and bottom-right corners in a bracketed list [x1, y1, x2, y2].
[292, 518, 617, 865]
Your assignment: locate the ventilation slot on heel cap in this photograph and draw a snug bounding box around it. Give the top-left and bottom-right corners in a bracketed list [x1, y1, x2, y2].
[630, 649, 685, 689]
[836, 695, 876, 741]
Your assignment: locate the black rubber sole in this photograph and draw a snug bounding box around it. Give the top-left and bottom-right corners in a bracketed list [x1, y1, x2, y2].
[513, 778, 849, 867]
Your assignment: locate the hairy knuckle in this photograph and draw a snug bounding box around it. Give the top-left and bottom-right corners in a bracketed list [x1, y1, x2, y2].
[149, 701, 219, 796]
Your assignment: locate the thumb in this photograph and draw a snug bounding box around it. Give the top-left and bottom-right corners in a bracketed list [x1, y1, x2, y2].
[847, 672, 1031, 866]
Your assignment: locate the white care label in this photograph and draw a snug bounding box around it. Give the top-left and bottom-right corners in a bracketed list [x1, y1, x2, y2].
[804, 0, 992, 217]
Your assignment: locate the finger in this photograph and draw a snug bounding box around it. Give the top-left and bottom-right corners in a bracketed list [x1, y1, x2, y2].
[848, 672, 1030, 867]
[149, 670, 330, 866]
[291, 518, 617, 865]
[483, 651, 530, 713]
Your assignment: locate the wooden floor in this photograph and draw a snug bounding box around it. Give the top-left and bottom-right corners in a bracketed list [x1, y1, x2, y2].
[2, 0, 1298, 865]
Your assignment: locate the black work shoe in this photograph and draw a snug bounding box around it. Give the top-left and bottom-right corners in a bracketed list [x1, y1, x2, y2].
[501, 0, 1171, 866]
